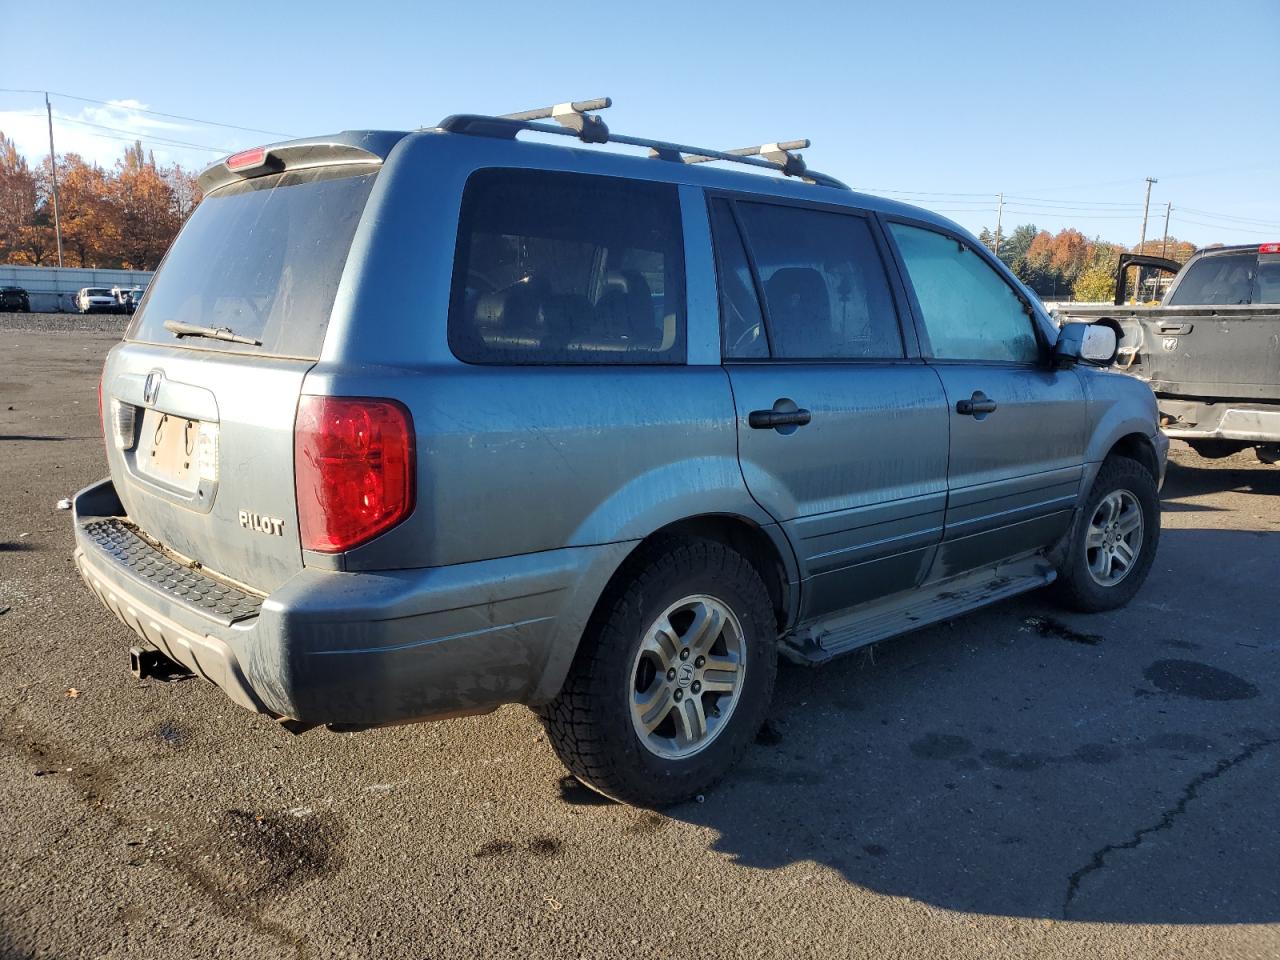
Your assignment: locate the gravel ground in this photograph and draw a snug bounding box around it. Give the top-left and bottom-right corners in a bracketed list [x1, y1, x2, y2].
[1, 328, 1278, 960]
[0, 311, 129, 335]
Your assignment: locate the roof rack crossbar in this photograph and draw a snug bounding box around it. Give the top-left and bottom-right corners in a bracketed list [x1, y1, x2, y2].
[684, 139, 811, 178]
[497, 97, 611, 143]
[434, 101, 848, 190]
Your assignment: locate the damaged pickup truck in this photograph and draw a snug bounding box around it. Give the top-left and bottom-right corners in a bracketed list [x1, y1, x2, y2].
[1056, 243, 1280, 463]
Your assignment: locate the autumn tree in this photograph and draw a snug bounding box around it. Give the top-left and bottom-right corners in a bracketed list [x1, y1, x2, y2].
[1072, 242, 1123, 302]
[0, 131, 56, 264]
[114, 142, 183, 270]
[58, 154, 119, 267]
[0, 136, 201, 268]
[165, 164, 202, 221]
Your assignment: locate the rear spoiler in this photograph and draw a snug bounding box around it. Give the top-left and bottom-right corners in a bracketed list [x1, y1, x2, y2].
[197, 130, 408, 194]
[1113, 253, 1184, 306]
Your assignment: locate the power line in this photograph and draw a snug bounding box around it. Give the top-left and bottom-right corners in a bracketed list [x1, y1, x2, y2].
[39, 114, 226, 152]
[1003, 195, 1142, 208]
[1170, 215, 1278, 237]
[0, 86, 295, 138]
[1175, 205, 1280, 229]
[67, 129, 226, 154]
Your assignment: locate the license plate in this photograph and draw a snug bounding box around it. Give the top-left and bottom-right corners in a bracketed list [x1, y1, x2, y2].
[137, 410, 202, 492]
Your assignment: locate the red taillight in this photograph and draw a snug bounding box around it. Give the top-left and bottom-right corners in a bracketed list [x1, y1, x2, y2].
[294, 396, 415, 553]
[226, 146, 267, 171]
[1259, 242, 1280, 255]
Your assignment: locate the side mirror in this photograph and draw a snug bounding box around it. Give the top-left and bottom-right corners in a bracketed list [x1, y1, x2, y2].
[1055, 321, 1118, 367]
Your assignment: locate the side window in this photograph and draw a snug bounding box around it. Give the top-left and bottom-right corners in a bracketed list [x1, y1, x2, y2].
[889, 223, 1040, 364]
[448, 169, 686, 364]
[708, 199, 768, 359]
[735, 202, 904, 360]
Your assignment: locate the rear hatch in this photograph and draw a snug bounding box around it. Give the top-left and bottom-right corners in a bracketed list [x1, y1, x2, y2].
[102, 151, 382, 592]
[1138, 247, 1280, 402]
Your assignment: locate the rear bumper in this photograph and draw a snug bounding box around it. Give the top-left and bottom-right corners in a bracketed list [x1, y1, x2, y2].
[1157, 398, 1280, 444]
[72, 478, 631, 728]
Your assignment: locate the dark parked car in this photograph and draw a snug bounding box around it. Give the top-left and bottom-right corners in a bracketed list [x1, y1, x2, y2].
[1, 286, 31, 311]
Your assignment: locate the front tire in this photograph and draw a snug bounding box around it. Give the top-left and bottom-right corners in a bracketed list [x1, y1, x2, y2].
[538, 537, 777, 807]
[1052, 456, 1160, 612]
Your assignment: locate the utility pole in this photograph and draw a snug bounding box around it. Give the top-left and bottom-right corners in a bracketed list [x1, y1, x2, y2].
[1160, 202, 1172, 258]
[1137, 176, 1157, 253]
[993, 193, 1003, 257]
[45, 92, 64, 268]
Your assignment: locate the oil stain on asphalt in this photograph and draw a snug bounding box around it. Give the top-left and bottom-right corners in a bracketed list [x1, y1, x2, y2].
[1143, 660, 1260, 701]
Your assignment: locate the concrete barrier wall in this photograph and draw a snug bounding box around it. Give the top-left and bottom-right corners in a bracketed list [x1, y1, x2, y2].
[0, 265, 154, 312]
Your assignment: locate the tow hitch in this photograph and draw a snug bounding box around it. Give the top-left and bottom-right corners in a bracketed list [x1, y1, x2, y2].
[129, 646, 192, 682]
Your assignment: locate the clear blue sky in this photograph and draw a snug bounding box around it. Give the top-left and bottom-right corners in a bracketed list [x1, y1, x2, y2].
[3, 0, 1278, 247]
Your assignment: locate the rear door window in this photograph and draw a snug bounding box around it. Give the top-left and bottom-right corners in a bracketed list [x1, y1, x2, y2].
[1167, 252, 1257, 305]
[733, 202, 904, 360]
[708, 199, 768, 359]
[449, 169, 686, 364]
[128, 166, 378, 359]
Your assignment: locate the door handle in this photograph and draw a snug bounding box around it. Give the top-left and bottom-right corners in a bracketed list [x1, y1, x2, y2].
[748, 409, 812, 429]
[956, 391, 997, 417]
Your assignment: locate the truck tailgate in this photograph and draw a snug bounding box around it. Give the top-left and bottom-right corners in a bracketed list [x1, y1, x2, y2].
[1136, 306, 1280, 401]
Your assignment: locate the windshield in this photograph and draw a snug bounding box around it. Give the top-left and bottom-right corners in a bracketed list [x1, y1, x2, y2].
[88, 288, 112, 296]
[127, 165, 378, 358]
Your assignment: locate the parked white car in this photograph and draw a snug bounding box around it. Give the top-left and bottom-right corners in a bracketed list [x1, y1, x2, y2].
[76, 288, 120, 314]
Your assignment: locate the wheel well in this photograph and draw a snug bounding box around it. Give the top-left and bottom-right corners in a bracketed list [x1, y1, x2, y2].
[609, 515, 791, 634]
[1107, 432, 1158, 478]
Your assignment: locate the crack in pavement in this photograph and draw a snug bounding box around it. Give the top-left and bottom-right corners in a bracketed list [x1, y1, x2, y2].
[1062, 734, 1280, 919]
[0, 707, 312, 960]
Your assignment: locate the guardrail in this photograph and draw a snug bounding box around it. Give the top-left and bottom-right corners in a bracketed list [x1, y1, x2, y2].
[0, 265, 154, 312]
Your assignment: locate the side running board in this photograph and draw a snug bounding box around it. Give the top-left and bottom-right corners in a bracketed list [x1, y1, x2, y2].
[782, 557, 1056, 665]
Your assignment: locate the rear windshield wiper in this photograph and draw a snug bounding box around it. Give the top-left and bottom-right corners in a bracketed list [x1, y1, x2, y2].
[163, 320, 262, 346]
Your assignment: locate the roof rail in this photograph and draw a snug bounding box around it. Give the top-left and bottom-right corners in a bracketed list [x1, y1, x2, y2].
[435, 98, 848, 190]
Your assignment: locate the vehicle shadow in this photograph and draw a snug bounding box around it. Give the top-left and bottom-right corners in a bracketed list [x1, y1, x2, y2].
[1161, 455, 1280, 500]
[658, 527, 1280, 924]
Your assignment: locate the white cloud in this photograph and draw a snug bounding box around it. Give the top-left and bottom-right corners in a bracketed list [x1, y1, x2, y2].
[0, 98, 239, 171]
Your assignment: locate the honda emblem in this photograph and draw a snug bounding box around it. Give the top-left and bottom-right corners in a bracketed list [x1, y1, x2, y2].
[143, 370, 163, 405]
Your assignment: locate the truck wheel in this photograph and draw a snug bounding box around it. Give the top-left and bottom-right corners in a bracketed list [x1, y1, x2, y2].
[1187, 439, 1248, 460]
[1052, 456, 1160, 613]
[538, 537, 777, 807]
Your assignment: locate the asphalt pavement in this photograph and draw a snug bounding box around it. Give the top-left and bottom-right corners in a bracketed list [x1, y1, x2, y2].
[1, 319, 1277, 959]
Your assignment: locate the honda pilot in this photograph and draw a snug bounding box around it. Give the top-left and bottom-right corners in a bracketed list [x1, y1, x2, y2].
[73, 100, 1166, 805]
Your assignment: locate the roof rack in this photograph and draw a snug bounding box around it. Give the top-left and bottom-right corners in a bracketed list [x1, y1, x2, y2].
[435, 98, 848, 190]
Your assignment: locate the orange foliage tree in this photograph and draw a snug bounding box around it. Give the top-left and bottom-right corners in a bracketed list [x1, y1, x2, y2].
[0, 133, 201, 268]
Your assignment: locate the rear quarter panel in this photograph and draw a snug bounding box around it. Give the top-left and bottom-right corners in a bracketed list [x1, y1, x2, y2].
[306, 133, 771, 571]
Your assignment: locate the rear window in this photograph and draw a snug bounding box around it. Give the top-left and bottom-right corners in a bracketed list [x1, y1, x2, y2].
[1254, 256, 1280, 304]
[127, 166, 377, 358]
[1167, 252, 1256, 306]
[448, 168, 686, 364]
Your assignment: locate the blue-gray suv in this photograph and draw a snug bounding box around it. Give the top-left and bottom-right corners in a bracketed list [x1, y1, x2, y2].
[73, 100, 1166, 805]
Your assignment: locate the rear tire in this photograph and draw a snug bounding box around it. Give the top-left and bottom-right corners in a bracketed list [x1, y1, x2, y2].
[1051, 456, 1160, 612]
[538, 537, 777, 807]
